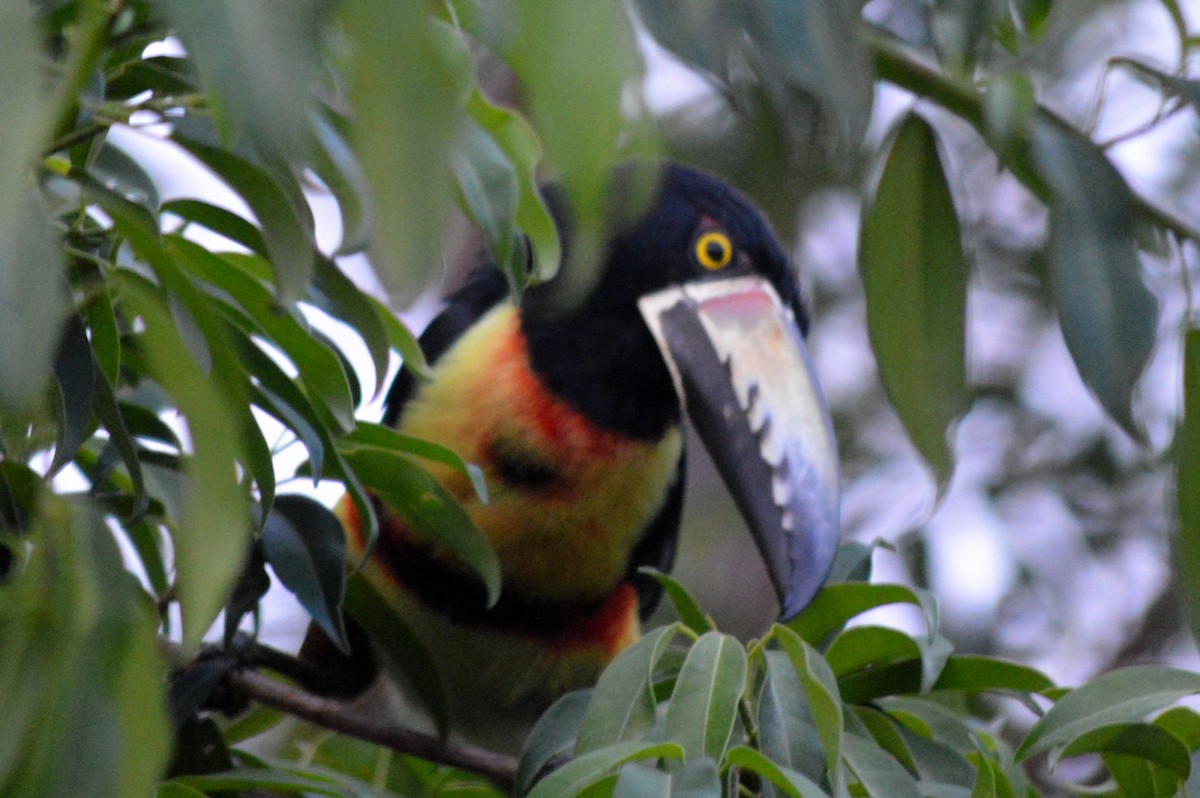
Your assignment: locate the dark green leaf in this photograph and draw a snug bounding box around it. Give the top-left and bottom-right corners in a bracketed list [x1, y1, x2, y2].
[89, 141, 159, 209]
[174, 769, 346, 796]
[468, 91, 561, 284]
[725, 746, 831, 798]
[91, 358, 149, 519]
[344, 422, 487, 503]
[340, 444, 499, 605]
[517, 689, 593, 797]
[173, 136, 316, 301]
[454, 119, 522, 282]
[526, 742, 685, 798]
[262, 495, 349, 653]
[1178, 329, 1200, 646]
[80, 287, 121, 385]
[367, 294, 434, 381]
[163, 198, 267, 255]
[222, 541, 270, 647]
[788, 583, 939, 646]
[826, 626, 920, 678]
[1031, 119, 1156, 438]
[842, 733, 923, 798]
[661, 631, 748, 763]
[577, 623, 680, 755]
[773, 625, 844, 787]
[105, 55, 197, 100]
[311, 257, 391, 398]
[1017, 666, 1200, 762]
[1055, 722, 1190, 776]
[637, 568, 712, 635]
[49, 316, 97, 475]
[310, 111, 372, 257]
[853, 707, 918, 777]
[860, 114, 968, 486]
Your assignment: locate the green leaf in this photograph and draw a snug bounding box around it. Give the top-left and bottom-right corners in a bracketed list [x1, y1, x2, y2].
[859, 114, 968, 486]
[577, 624, 681, 755]
[89, 140, 160, 210]
[1016, 666, 1200, 762]
[161, 0, 326, 163]
[342, 3, 467, 297]
[842, 733, 923, 798]
[49, 316, 97, 476]
[173, 136, 316, 302]
[788, 582, 940, 645]
[115, 276, 250, 647]
[826, 626, 921, 678]
[339, 444, 499, 604]
[310, 257, 391, 398]
[758, 650, 827, 784]
[726, 746, 831, 798]
[366, 293, 433, 381]
[773, 625, 844, 788]
[1055, 722, 1191, 777]
[517, 689, 593, 797]
[638, 568, 712, 635]
[661, 632, 748, 763]
[467, 91, 561, 284]
[261, 495, 349, 653]
[342, 570, 451, 742]
[344, 422, 487, 503]
[1178, 329, 1200, 646]
[310, 111, 373, 258]
[876, 697, 976, 754]
[163, 198, 267, 255]
[1031, 118, 1156, 438]
[526, 742, 685, 798]
[1155, 706, 1200, 750]
[454, 119, 522, 283]
[613, 762, 670, 798]
[174, 769, 346, 797]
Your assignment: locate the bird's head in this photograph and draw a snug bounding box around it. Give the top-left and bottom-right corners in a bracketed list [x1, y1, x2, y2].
[528, 161, 841, 620]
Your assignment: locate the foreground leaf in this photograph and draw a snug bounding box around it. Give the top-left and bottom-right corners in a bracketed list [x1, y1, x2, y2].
[661, 631, 748, 763]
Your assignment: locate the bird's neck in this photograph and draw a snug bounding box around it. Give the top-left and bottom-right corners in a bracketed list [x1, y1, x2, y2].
[521, 307, 681, 441]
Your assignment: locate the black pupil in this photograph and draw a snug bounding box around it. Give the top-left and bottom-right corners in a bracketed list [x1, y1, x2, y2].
[706, 240, 726, 263]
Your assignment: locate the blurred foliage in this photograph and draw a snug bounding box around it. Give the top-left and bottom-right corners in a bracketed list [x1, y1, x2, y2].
[4, 0, 1200, 796]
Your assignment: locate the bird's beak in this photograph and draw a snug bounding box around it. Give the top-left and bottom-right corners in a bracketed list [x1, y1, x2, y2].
[638, 276, 840, 620]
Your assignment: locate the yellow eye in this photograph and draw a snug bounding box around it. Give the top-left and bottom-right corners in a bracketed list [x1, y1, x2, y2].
[694, 231, 733, 270]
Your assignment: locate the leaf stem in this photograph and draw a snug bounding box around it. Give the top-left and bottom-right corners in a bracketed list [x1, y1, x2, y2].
[49, 0, 117, 145]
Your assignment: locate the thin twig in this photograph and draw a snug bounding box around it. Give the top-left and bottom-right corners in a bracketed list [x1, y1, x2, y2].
[224, 667, 520, 793]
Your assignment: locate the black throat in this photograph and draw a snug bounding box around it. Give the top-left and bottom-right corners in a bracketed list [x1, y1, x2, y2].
[521, 306, 681, 441]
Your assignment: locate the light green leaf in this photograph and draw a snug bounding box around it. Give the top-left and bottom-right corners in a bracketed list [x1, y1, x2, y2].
[1031, 118, 1156, 438]
[454, 119, 521, 284]
[517, 689, 593, 797]
[1017, 666, 1200, 762]
[345, 422, 487, 502]
[661, 632, 748, 763]
[577, 624, 681, 755]
[842, 734, 923, 798]
[788, 583, 940, 646]
[637, 568, 713, 636]
[726, 746, 831, 798]
[758, 650, 827, 784]
[526, 742, 685, 798]
[773, 625, 844, 788]
[310, 111, 373, 258]
[860, 114, 968, 486]
[1055, 722, 1191, 776]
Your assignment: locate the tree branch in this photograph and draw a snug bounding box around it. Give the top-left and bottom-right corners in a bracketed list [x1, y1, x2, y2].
[869, 31, 1200, 247]
[224, 666, 520, 793]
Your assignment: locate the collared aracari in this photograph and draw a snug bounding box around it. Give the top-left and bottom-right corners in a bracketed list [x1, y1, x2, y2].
[303, 162, 840, 742]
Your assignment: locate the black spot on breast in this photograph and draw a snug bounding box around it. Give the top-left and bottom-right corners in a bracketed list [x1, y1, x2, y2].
[487, 437, 563, 490]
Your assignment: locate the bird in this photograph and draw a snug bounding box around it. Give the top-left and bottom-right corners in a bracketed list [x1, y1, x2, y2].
[301, 161, 840, 748]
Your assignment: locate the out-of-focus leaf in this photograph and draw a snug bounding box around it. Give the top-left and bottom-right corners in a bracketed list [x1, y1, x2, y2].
[262, 495, 349, 653]
[1178, 329, 1200, 645]
[1054, 722, 1191, 776]
[155, 783, 210, 798]
[105, 55, 197, 101]
[174, 769, 347, 797]
[526, 742, 685, 798]
[1155, 706, 1200, 750]
[1031, 119, 1156, 438]
[637, 568, 712, 635]
[661, 631, 747, 763]
[344, 422, 487, 503]
[173, 136, 316, 301]
[825, 540, 875, 584]
[842, 733, 923, 798]
[222, 541, 270, 647]
[342, 4, 468, 297]
[161, 0, 327, 162]
[577, 623, 680, 755]
[80, 286, 120, 385]
[743, 0, 873, 150]
[1016, 666, 1200, 762]
[0, 499, 169, 798]
[726, 745, 831, 798]
[310, 257, 392, 398]
[454, 119, 521, 283]
[0, 196, 65, 411]
[517, 689, 593, 798]
[89, 141, 159, 209]
[758, 650, 826, 785]
[773, 625, 844, 788]
[367, 294, 433, 381]
[342, 569, 451, 742]
[468, 91, 561, 284]
[116, 275, 250, 648]
[339, 444, 499, 605]
[982, 71, 1036, 157]
[860, 114, 968, 486]
[310, 111, 372, 257]
[49, 316, 96, 475]
[506, 0, 642, 307]
[614, 762, 669, 798]
[91, 358, 149, 518]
